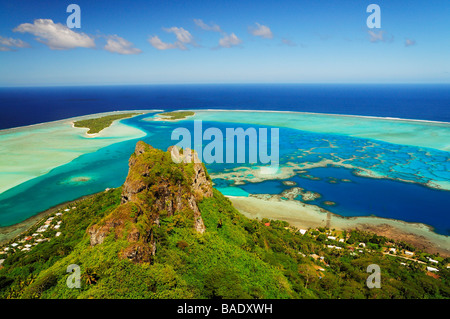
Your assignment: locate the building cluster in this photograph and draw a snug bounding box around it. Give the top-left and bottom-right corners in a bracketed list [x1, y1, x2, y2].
[0, 206, 74, 268]
[296, 227, 448, 276]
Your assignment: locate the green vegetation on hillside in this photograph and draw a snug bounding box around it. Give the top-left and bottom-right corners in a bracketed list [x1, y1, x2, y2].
[73, 112, 141, 134]
[0, 141, 448, 299]
[0, 188, 448, 299]
[157, 111, 195, 120]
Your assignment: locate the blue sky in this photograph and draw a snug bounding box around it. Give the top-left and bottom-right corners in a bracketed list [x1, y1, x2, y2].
[0, 0, 449, 86]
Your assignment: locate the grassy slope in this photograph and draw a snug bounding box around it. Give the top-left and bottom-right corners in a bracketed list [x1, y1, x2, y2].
[0, 187, 449, 299]
[73, 113, 141, 134]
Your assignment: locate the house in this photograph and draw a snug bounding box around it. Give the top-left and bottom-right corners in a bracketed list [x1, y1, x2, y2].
[427, 257, 438, 264]
[25, 236, 32, 241]
[310, 254, 319, 260]
[37, 225, 50, 233]
[426, 266, 439, 272]
[0, 259, 4, 266]
[339, 238, 345, 243]
[55, 232, 62, 237]
[64, 209, 70, 212]
[56, 212, 63, 216]
[299, 229, 307, 235]
[389, 248, 396, 254]
[404, 250, 414, 256]
[327, 236, 336, 241]
[359, 243, 366, 248]
[11, 243, 18, 247]
[264, 222, 270, 227]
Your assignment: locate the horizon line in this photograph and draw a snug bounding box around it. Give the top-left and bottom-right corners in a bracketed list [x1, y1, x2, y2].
[1, 82, 450, 88]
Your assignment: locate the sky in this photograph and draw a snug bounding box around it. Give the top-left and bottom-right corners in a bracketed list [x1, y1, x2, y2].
[0, 0, 449, 86]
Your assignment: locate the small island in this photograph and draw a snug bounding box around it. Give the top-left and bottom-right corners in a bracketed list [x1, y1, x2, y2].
[73, 112, 141, 134]
[157, 111, 195, 121]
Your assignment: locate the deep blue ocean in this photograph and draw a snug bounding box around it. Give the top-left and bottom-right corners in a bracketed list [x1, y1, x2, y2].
[0, 84, 450, 130]
[0, 84, 449, 235]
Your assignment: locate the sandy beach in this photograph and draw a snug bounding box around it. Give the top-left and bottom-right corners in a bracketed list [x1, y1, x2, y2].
[0, 110, 151, 195]
[228, 196, 450, 257]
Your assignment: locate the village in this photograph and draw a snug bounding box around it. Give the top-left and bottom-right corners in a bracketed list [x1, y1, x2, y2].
[1, 208, 449, 283]
[0, 206, 74, 269]
[263, 220, 450, 279]
[298, 226, 449, 277]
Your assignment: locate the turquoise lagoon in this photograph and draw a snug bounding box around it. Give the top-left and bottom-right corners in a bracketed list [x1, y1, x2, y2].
[0, 111, 449, 235]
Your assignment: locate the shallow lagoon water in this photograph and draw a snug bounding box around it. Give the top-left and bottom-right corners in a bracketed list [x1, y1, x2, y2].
[237, 166, 450, 235]
[0, 111, 449, 236]
[0, 111, 147, 194]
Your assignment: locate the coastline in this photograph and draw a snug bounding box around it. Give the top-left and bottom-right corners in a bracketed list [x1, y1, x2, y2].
[188, 108, 450, 125]
[0, 192, 100, 245]
[142, 111, 195, 122]
[0, 109, 160, 134]
[0, 109, 448, 256]
[228, 196, 450, 257]
[0, 110, 152, 195]
[188, 109, 450, 152]
[4, 189, 448, 258]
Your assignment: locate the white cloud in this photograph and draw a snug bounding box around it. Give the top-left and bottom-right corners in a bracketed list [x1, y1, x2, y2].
[193, 19, 221, 32]
[249, 23, 273, 39]
[218, 33, 242, 48]
[405, 39, 416, 47]
[104, 35, 142, 55]
[148, 35, 182, 50]
[0, 46, 13, 51]
[163, 27, 193, 44]
[0, 35, 30, 48]
[149, 27, 194, 50]
[13, 19, 95, 50]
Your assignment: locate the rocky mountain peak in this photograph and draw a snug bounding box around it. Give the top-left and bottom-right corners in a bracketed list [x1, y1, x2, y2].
[88, 141, 213, 263]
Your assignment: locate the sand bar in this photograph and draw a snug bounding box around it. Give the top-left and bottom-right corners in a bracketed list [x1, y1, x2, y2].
[229, 196, 450, 257]
[0, 110, 152, 195]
